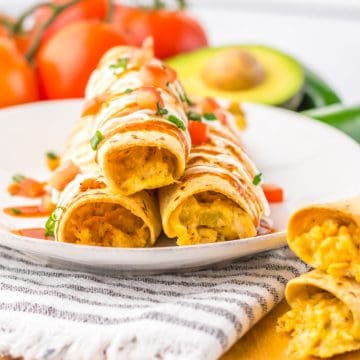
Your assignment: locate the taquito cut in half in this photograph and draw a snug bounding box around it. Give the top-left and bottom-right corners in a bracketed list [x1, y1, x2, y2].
[83, 39, 191, 195]
[287, 196, 360, 280]
[49, 174, 161, 247]
[159, 98, 269, 245]
[277, 270, 360, 358]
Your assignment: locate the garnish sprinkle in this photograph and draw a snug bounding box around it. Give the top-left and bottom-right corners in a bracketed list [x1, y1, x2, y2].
[46, 151, 58, 160]
[187, 111, 202, 121]
[124, 88, 133, 94]
[253, 173, 263, 186]
[90, 131, 104, 151]
[11, 208, 21, 215]
[45, 207, 65, 237]
[157, 101, 168, 116]
[109, 57, 129, 73]
[203, 113, 217, 121]
[180, 92, 193, 106]
[12, 174, 25, 183]
[167, 115, 186, 131]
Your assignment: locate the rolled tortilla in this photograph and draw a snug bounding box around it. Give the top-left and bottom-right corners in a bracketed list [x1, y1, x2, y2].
[277, 270, 360, 358]
[287, 196, 360, 280]
[83, 39, 191, 195]
[53, 173, 161, 247]
[159, 107, 269, 246]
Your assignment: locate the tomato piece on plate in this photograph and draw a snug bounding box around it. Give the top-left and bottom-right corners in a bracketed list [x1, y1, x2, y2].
[262, 184, 284, 203]
[7, 176, 46, 198]
[188, 120, 209, 145]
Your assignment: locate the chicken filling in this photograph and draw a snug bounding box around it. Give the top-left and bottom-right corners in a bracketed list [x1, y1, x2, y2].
[64, 202, 150, 247]
[106, 146, 176, 194]
[292, 219, 360, 280]
[172, 191, 256, 246]
[277, 291, 359, 358]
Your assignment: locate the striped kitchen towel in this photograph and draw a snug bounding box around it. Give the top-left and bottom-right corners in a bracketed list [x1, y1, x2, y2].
[0, 245, 308, 360]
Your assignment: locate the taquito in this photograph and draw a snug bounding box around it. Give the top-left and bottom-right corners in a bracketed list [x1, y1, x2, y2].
[51, 174, 161, 247]
[277, 270, 360, 358]
[83, 39, 191, 195]
[287, 196, 360, 280]
[159, 99, 269, 245]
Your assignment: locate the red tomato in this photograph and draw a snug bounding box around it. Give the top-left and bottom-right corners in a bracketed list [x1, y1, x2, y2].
[35, 0, 108, 45]
[0, 38, 39, 108]
[140, 63, 177, 88]
[36, 20, 127, 99]
[188, 120, 209, 145]
[111, 5, 208, 59]
[262, 184, 284, 203]
[135, 87, 163, 111]
[200, 97, 220, 113]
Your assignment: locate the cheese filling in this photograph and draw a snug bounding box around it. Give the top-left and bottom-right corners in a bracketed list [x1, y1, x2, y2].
[171, 191, 256, 246]
[64, 202, 150, 247]
[292, 219, 360, 280]
[277, 291, 359, 358]
[106, 146, 176, 194]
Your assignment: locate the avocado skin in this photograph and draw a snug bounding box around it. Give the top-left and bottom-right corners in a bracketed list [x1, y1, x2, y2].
[166, 45, 305, 110]
[298, 69, 342, 111]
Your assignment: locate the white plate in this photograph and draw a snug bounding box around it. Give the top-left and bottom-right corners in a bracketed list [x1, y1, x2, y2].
[0, 100, 359, 273]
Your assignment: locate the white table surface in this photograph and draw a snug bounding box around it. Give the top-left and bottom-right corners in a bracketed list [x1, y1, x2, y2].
[1, 0, 359, 104]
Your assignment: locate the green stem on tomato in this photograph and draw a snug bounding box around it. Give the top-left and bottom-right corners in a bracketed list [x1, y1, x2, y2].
[0, 17, 15, 32]
[24, 0, 81, 62]
[12, 2, 54, 34]
[105, 0, 115, 22]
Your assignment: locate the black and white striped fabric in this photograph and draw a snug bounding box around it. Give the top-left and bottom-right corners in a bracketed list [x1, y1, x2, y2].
[0, 245, 308, 360]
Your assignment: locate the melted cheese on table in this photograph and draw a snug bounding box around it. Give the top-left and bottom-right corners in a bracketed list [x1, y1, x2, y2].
[171, 191, 256, 246]
[291, 219, 360, 281]
[64, 202, 150, 247]
[106, 146, 176, 194]
[277, 292, 359, 358]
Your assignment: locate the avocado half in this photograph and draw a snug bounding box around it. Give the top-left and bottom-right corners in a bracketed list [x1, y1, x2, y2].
[166, 45, 305, 110]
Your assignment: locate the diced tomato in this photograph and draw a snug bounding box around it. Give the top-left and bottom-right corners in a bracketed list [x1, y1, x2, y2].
[200, 97, 220, 113]
[80, 178, 106, 192]
[48, 160, 80, 191]
[262, 184, 284, 203]
[140, 63, 175, 88]
[164, 65, 177, 82]
[7, 177, 46, 198]
[135, 87, 163, 111]
[214, 109, 227, 125]
[188, 120, 209, 145]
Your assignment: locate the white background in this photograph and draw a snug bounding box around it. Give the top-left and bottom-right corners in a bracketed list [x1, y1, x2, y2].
[1, 0, 359, 103]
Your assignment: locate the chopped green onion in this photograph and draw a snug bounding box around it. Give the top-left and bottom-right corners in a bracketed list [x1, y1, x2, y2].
[44, 207, 65, 237]
[12, 174, 25, 183]
[253, 173, 262, 186]
[181, 92, 193, 106]
[11, 208, 21, 215]
[46, 151, 58, 160]
[167, 115, 186, 131]
[166, 81, 170, 87]
[157, 101, 168, 116]
[109, 57, 129, 73]
[203, 113, 217, 121]
[124, 88, 133, 94]
[187, 111, 202, 121]
[90, 130, 104, 151]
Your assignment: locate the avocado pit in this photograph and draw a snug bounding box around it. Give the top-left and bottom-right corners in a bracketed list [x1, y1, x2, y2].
[202, 48, 265, 91]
